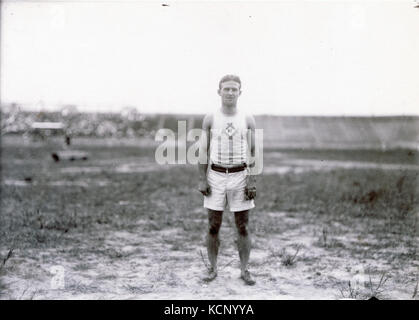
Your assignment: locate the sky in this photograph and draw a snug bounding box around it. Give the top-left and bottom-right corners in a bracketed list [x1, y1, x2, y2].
[1, 0, 419, 115]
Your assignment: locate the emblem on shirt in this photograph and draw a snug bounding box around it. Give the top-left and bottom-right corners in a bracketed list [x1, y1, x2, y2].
[225, 122, 237, 137]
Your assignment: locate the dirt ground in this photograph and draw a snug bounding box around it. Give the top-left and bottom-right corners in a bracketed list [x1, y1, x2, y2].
[0, 136, 418, 300]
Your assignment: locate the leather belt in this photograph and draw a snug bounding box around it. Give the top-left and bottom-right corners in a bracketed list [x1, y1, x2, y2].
[211, 163, 246, 173]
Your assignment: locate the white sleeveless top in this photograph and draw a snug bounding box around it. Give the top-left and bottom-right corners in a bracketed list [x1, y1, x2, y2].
[209, 108, 249, 166]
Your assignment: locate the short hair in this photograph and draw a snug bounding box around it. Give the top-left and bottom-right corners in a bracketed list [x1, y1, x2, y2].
[219, 74, 241, 90]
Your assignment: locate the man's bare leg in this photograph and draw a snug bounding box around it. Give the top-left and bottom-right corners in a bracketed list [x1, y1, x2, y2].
[234, 210, 255, 285]
[204, 209, 223, 282]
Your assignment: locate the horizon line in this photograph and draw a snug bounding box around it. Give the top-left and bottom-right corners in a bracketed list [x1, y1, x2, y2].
[2, 101, 419, 118]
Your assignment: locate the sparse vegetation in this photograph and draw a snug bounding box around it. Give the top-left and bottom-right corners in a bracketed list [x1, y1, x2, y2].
[338, 280, 364, 300]
[1, 249, 13, 268]
[412, 275, 418, 299]
[0, 135, 417, 299]
[269, 246, 302, 267]
[338, 271, 390, 300]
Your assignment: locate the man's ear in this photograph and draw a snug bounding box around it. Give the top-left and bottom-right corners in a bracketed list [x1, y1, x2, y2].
[217, 89, 221, 96]
[239, 90, 242, 96]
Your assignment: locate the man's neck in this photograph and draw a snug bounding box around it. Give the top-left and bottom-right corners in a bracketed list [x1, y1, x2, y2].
[221, 104, 237, 115]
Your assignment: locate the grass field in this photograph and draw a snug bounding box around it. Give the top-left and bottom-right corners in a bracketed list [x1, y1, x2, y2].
[0, 136, 418, 299]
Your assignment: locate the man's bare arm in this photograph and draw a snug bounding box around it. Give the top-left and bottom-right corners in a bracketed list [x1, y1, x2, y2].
[198, 114, 212, 196]
[246, 115, 256, 168]
[245, 115, 257, 200]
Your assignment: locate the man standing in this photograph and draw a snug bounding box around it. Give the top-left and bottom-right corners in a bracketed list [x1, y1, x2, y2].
[198, 75, 257, 286]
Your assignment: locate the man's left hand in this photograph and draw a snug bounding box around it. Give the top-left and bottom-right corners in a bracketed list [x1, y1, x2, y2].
[244, 174, 257, 200]
[244, 186, 257, 200]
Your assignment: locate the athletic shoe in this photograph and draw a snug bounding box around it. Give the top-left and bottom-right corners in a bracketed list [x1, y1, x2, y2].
[202, 267, 217, 282]
[241, 270, 256, 286]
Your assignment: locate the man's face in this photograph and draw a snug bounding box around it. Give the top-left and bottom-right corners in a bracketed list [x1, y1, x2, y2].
[218, 80, 241, 106]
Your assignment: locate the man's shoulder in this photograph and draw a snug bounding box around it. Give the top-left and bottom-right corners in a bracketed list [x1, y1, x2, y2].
[245, 113, 255, 120]
[202, 113, 214, 129]
[245, 113, 256, 128]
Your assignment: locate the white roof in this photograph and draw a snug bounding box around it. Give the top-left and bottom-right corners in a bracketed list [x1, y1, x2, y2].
[31, 122, 65, 129]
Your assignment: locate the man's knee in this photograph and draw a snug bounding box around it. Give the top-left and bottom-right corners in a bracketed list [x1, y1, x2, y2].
[234, 210, 249, 237]
[209, 217, 221, 236]
[237, 224, 248, 237]
[208, 209, 223, 236]
[209, 225, 220, 236]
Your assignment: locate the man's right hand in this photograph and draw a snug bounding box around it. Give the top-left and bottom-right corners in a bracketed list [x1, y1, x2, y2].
[198, 180, 211, 196]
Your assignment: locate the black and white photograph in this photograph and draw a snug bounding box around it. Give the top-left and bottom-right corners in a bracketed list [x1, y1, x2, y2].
[0, 0, 418, 302]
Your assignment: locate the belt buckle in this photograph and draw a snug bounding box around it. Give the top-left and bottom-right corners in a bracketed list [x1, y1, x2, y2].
[225, 167, 229, 174]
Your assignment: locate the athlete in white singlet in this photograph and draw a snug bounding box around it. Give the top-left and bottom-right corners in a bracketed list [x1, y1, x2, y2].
[198, 75, 257, 285]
